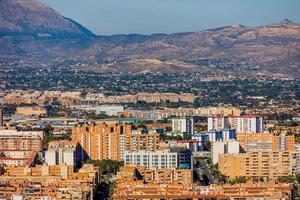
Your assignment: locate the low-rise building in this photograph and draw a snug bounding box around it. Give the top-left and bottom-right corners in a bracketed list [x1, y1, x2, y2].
[113, 166, 292, 199]
[16, 106, 47, 116]
[116, 165, 192, 185]
[0, 164, 98, 200]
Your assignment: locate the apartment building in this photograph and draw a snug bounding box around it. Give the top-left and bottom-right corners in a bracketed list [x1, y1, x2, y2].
[172, 117, 194, 136]
[237, 133, 295, 152]
[170, 147, 193, 169]
[45, 140, 78, 167]
[194, 106, 241, 116]
[208, 115, 263, 133]
[72, 123, 159, 161]
[0, 150, 37, 166]
[124, 151, 178, 169]
[207, 128, 236, 142]
[211, 140, 240, 164]
[219, 151, 292, 179]
[0, 129, 43, 151]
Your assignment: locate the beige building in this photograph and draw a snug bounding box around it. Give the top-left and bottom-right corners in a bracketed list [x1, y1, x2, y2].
[195, 106, 241, 116]
[16, 106, 47, 116]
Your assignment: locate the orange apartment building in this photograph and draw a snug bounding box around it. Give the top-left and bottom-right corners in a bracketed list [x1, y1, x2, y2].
[219, 133, 295, 179]
[237, 133, 295, 152]
[219, 151, 292, 179]
[72, 123, 159, 161]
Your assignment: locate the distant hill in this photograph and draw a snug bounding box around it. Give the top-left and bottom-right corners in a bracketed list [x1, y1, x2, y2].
[0, 0, 299, 77]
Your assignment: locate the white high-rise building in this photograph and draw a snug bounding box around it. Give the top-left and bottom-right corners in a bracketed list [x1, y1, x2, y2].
[211, 140, 240, 164]
[208, 115, 263, 133]
[45, 142, 77, 166]
[226, 140, 240, 154]
[211, 142, 226, 165]
[172, 117, 194, 136]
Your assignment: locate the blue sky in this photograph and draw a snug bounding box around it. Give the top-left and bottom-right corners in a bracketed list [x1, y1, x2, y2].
[39, 0, 300, 35]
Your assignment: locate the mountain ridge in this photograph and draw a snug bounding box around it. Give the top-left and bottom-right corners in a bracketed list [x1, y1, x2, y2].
[0, 0, 95, 38]
[0, 0, 299, 77]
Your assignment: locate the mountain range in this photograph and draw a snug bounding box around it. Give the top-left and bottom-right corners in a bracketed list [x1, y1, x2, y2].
[0, 0, 300, 77]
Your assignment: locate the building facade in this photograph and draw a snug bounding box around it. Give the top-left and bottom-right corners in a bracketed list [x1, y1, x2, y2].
[0, 130, 43, 151]
[219, 151, 292, 179]
[237, 133, 295, 152]
[172, 117, 194, 136]
[211, 140, 240, 164]
[208, 115, 263, 133]
[45, 140, 78, 167]
[207, 128, 236, 142]
[72, 123, 159, 161]
[0, 150, 37, 166]
[124, 151, 178, 169]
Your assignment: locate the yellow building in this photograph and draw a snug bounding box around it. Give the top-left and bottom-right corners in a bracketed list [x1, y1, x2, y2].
[219, 151, 292, 179]
[72, 123, 159, 161]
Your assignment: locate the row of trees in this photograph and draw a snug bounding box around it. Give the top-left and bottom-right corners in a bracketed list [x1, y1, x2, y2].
[85, 159, 124, 175]
[85, 159, 124, 199]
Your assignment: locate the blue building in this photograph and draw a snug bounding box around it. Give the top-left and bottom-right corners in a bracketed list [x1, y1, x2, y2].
[208, 128, 236, 142]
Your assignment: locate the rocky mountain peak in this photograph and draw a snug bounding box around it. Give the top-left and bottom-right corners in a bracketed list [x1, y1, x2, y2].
[0, 0, 95, 38]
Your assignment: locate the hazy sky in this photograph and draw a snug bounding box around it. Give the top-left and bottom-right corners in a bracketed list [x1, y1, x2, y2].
[39, 0, 300, 35]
